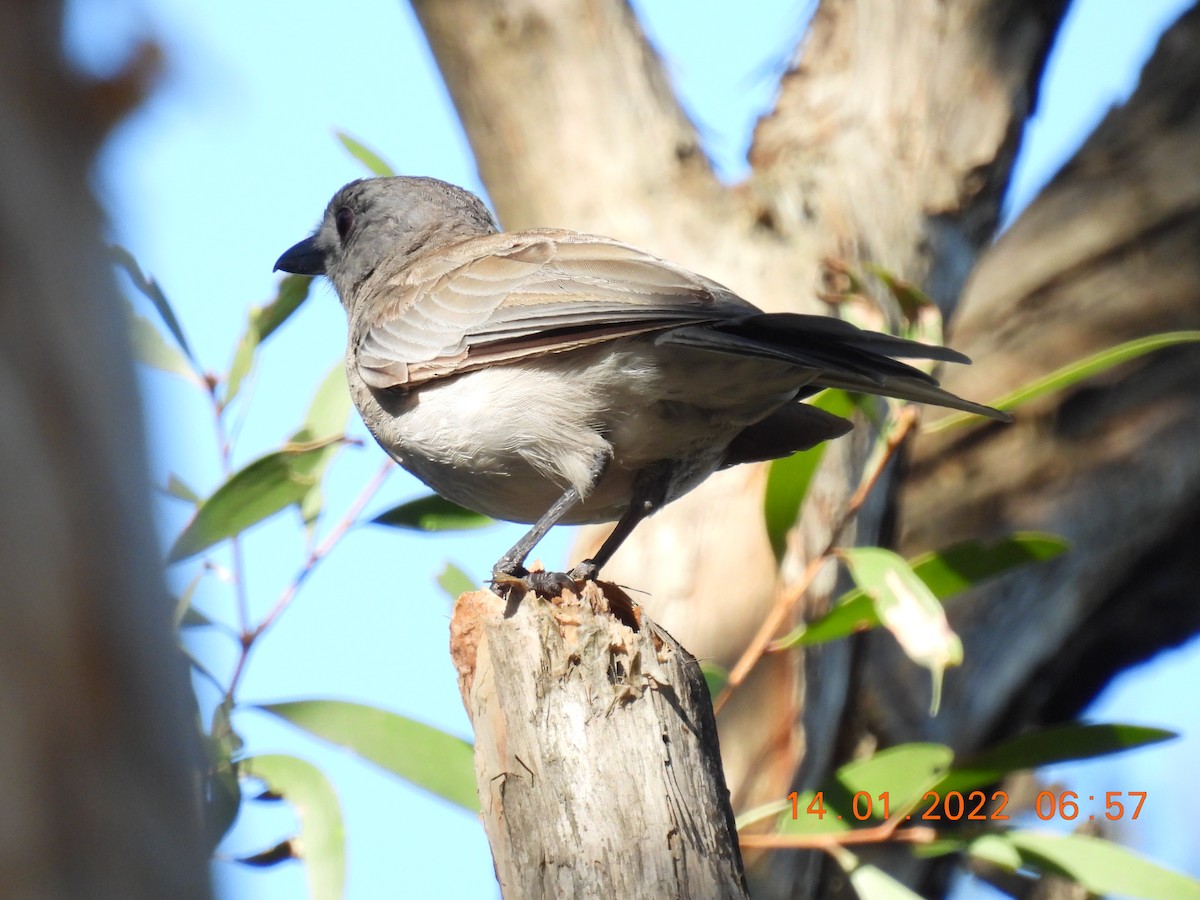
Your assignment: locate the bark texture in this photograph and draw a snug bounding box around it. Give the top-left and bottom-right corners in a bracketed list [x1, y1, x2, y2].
[450, 584, 747, 899]
[414, 0, 1068, 818]
[870, 2, 1200, 747]
[0, 3, 211, 898]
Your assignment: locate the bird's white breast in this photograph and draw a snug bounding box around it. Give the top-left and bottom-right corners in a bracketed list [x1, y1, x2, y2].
[350, 338, 801, 525]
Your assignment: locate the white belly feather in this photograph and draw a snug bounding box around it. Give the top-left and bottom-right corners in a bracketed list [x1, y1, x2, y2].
[350, 339, 803, 524]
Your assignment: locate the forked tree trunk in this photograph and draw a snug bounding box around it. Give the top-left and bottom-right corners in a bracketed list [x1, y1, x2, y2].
[414, 0, 1200, 895]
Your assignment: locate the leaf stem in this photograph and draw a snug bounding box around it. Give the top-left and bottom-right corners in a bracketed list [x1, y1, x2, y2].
[713, 406, 918, 715]
[738, 821, 936, 851]
[223, 458, 394, 703]
[209, 378, 254, 639]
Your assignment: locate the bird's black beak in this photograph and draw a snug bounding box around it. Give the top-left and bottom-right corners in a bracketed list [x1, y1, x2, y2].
[274, 235, 326, 275]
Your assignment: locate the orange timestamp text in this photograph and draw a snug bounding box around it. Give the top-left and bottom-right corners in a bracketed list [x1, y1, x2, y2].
[789, 789, 1147, 823]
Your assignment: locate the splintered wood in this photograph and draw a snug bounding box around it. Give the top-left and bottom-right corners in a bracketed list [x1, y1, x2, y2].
[450, 582, 748, 899]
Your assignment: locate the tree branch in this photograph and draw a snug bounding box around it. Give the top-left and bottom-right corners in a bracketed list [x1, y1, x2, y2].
[410, 0, 721, 232]
[868, 2, 1200, 748]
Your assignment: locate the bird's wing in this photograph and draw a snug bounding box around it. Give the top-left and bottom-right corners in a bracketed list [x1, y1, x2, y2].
[355, 232, 753, 389]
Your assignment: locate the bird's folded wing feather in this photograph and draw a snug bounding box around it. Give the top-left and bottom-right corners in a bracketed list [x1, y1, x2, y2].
[658, 320, 1008, 420]
[355, 232, 755, 389]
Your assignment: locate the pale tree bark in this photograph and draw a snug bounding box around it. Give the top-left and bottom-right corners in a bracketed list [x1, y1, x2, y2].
[412, 0, 1198, 895]
[450, 584, 747, 898]
[0, 3, 212, 898]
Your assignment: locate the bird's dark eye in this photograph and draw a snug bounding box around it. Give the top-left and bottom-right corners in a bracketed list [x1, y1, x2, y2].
[335, 207, 354, 240]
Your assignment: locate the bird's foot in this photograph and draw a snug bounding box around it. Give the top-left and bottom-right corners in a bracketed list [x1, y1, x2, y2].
[490, 559, 600, 599]
[490, 563, 575, 599]
[569, 559, 599, 582]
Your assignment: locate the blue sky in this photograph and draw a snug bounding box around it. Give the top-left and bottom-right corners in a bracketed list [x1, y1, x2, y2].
[66, 0, 1198, 897]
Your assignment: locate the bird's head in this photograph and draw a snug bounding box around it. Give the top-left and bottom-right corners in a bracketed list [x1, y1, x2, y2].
[274, 175, 500, 307]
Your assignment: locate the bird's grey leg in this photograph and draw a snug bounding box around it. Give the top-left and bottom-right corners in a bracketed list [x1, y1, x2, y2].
[491, 451, 610, 588]
[491, 484, 585, 578]
[570, 463, 673, 582]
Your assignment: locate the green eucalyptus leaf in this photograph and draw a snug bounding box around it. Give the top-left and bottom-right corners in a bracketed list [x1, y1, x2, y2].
[936, 723, 1176, 794]
[835, 743, 954, 817]
[762, 390, 855, 561]
[926, 331, 1200, 432]
[865, 264, 933, 322]
[839, 548, 961, 714]
[299, 484, 324, 530]
[224, 324, 258, 407]
[173, 572, 205, 629]
[335, 130, 397, 177]
[178, 605, 215, 629]
[912, 837, 973, 859]
[780, 743, 953, 836]
[907, 532, 1068, 599]
[734, 799, 790, 832]
[289, 364, 353, 526]
[257, 274, 314, 342]
[201, 712, 242, 849]
[436, 562, 476, 599]
[242, 754, 344, 900]
[203, 757, 241, 851]
[763, 445, 827, 562]
[260, 699, 479, 812]
[778, 592, 878, 648]
[776, 533, 1067, 649]
[129, 310, 203, 384]
[164, 473, 202, 505]
[183, 645, 226, 696]
[167, 442, 338, 562]
[372, 494, 494, 532]
[294, 363, 351, 444]
[966, 832, 1023, 868]
[223, 277, 317, 406]
[699, 662, 729, 699]
[971, 831, 1200, 900]
[111, 245, 196, 363]
[237, 840, 297, 868]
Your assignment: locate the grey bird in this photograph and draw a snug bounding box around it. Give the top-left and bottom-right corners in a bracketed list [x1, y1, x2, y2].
[275, 176, 1006, 593]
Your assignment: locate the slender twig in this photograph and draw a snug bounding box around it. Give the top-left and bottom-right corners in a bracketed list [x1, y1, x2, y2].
[738, 821, 936, 851]
[714, 555, 829, 715]
[208, 377, 234, 467]
[222, 458, 394, 703]
[254, 458, 393, 637]
[206, 376, 256, 641]
[224, 364, 260, 454]
[713, 406, 918, 715]
[229, 538, 252, 639]
[844, 406, 917, 516]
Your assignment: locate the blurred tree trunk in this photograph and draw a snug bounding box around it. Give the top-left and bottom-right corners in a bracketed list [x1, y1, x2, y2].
[411, 0, 1199, 894]
[0, 3, 211, 898]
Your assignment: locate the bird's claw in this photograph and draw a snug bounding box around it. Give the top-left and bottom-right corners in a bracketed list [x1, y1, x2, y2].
[569, 559, 599, 582]
[489, 559, 600, 599]
[525, 570, 579, 597]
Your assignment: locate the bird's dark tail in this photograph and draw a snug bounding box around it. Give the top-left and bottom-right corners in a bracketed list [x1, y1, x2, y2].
[657, 312, 1010, 422]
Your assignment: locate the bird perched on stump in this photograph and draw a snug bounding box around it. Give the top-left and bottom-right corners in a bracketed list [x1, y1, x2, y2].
[276, 176, 1006, 595]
